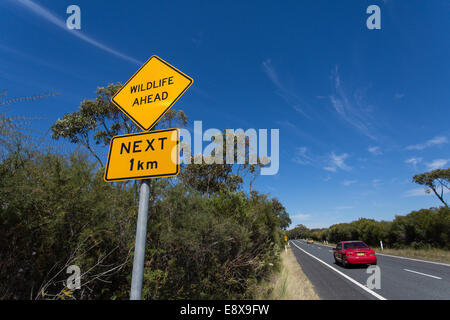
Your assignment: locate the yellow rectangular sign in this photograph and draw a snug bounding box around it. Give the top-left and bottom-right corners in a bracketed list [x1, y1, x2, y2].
[104, 128, 180, 182]
[111, 55, 193, 131]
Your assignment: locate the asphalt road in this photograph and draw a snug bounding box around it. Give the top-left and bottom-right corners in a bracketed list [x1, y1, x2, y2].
[289, 239, 450, 300]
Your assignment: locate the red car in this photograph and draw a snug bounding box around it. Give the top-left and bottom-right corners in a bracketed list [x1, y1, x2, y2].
[333, 241, 377, 267]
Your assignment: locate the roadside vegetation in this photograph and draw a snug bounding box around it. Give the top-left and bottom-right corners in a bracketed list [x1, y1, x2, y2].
[255, 246, 319, 300]
[0, 86, 291, 300]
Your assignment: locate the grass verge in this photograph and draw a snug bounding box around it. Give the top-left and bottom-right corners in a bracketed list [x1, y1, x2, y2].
[255, 245, 320, 300]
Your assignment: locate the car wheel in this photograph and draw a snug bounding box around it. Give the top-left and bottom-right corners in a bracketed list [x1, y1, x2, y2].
[342, 259, 348, 268]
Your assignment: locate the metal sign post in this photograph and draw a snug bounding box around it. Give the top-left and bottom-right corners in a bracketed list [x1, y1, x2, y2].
[130, 179, 150, 300]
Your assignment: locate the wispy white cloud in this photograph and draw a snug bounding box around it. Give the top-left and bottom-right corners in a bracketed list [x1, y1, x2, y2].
[277, 120, 327, 148]
[405, 157, 422, 170]
[394, 93, 405, 99]
[0, 43, 87, 80]
[291, 144, 324, 168]
[404, 188, 428, 197]
[324, 152, 351, 172]
[292, 147, 313, 165]
[262, 59, 311, 118]
[342, 180, 357, 186]
[426, 159, 449, 170]
[406, 136, 448, 151]
[291, 213, 311, 220]
[329, 66, 377, 140]
[368, 146, 382, 155]
[372, 179, 383, 188]
[336, 206, 353, 210]
[191, 31, 204, 47]
[404, 188, 449, 197]
[292, 146, 352, 174]
[14, 0, 142, 65]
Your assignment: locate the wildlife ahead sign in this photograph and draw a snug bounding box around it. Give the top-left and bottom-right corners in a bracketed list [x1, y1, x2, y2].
[104, 128, 180, 182]
[111, 55, 193, 131]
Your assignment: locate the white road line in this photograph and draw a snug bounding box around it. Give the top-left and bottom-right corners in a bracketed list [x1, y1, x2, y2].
[290, 240, 387, 300]
[403, 269, 442, 280]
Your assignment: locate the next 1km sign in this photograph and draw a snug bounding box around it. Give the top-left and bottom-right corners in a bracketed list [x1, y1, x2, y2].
[104, 128, 180, 182]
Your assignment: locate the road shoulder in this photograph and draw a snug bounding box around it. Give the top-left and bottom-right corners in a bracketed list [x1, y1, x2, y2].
[290, 241, 378, 300]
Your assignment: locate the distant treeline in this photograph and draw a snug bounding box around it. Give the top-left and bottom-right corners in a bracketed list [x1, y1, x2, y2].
[288, 207, 450, 250]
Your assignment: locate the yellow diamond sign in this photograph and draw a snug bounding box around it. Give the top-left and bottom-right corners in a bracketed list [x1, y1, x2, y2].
[111, 55, 193, 131]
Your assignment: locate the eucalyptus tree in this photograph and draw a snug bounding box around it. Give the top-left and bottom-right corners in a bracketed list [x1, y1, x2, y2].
[413, 168, 450, 207]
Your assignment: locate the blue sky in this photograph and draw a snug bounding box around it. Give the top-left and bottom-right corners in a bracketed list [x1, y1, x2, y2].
[1, 0, 449, 228]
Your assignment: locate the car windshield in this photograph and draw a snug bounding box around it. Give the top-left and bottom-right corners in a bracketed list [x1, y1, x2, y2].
[344, 242, 368, 249]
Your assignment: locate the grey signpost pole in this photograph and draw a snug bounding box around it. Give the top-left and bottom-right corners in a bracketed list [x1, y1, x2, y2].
[130, 179, 150, 300]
